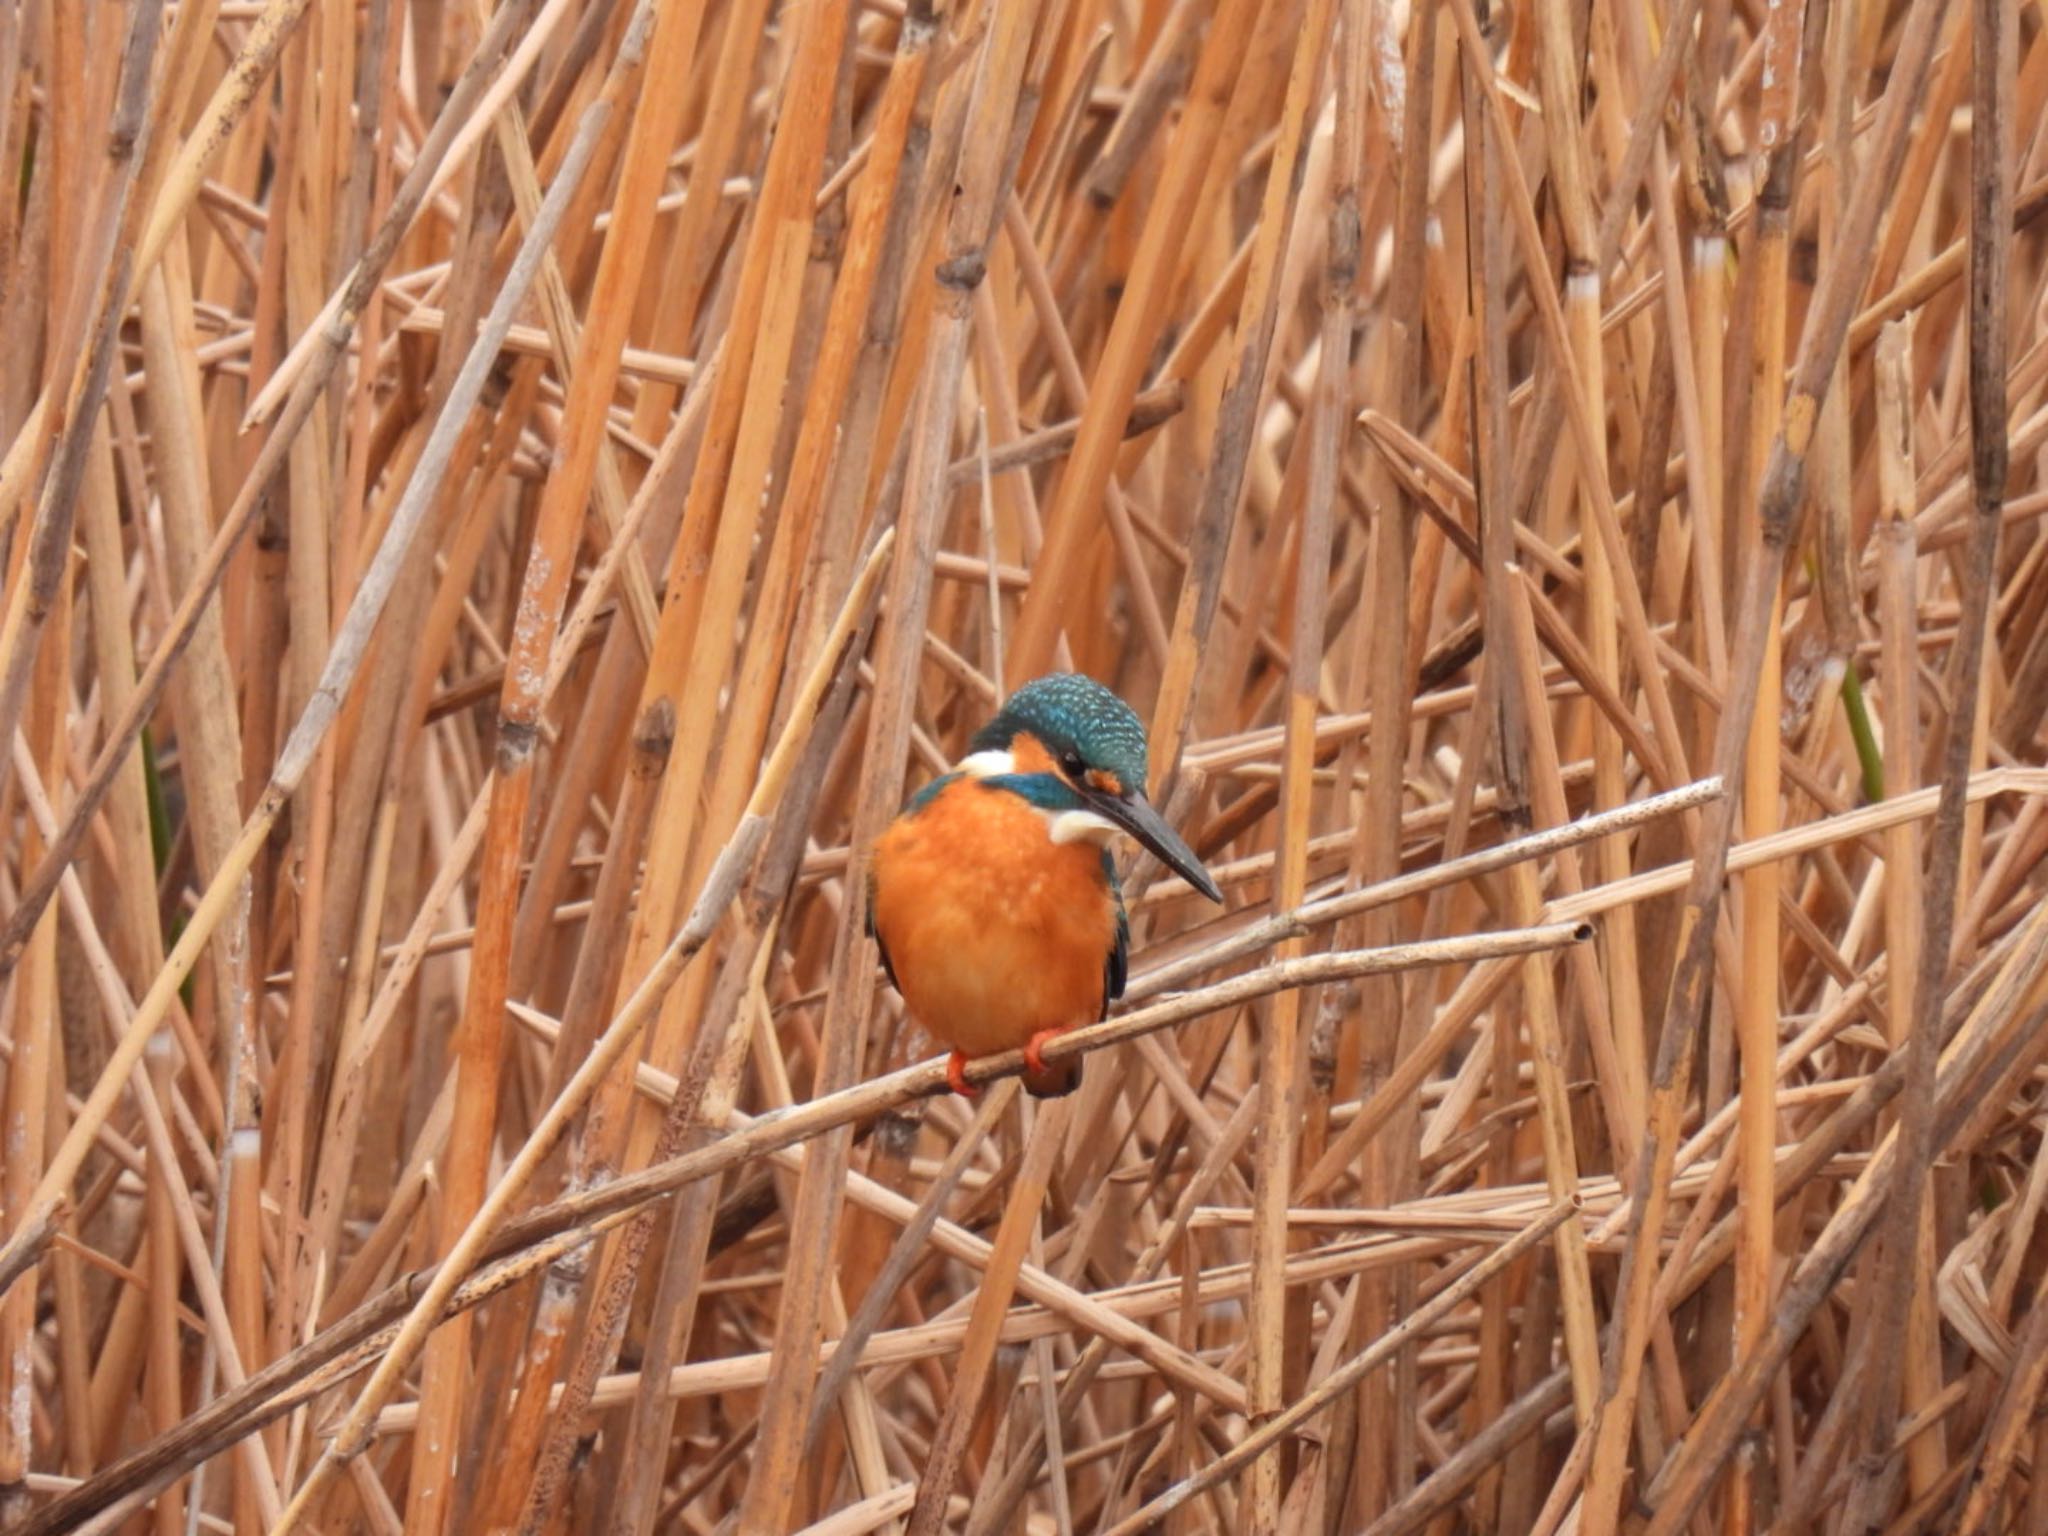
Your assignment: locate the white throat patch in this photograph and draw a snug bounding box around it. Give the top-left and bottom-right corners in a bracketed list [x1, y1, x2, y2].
[1048, 808, 1122, 845]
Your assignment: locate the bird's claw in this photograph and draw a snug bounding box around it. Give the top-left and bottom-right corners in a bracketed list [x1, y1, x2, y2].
[1024, 1029, 1060, 1080]
[946, 1050, 978, 1098]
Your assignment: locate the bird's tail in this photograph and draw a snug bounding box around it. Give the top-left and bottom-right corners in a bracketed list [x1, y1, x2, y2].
[1021, 1056, 1081, 1098]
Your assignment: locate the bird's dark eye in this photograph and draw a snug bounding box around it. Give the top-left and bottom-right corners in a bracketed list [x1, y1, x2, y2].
[1060, 749, 1085, 779]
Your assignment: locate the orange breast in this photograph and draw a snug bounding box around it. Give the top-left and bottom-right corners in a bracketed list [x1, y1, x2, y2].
[870, 779, 1118, 1059]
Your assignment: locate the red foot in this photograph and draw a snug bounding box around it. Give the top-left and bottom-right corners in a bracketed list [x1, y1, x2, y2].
[946, 1050, 978, 1098]
[1023, 1027, 1066, 1080]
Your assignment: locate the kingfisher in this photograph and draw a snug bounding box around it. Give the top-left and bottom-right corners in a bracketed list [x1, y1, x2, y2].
[868, 673, 1223, 1098]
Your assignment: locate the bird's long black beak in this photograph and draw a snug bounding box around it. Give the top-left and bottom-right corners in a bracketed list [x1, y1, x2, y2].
[1089, 788, 1223, 902]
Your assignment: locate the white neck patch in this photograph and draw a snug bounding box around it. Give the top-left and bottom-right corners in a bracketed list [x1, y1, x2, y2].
[957, 748, 1015, 778]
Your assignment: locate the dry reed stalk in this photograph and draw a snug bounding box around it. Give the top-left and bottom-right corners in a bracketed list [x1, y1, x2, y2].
[1242, 0, 1346, 1525]
[903, 1093, 1072, 1533]
[395, 0, 700, 1526]
[733, 9, 1041, 1527]
[1873, 315, 1947, 1513]
[487, 10, 855, 1503]
[1833, 1, 2015, 1527]
[1500, 572, 1606, 1423]
[1331, 6, 1435, 1500]
[8, 0, 2048, 1530]
[1453, 5, 1521, 1519]
[1011, 0, 1263, 687]
[1726, 6, 1801, 1526]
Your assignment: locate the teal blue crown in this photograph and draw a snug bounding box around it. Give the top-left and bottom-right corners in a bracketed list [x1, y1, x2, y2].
[971, 673, 1148, 790]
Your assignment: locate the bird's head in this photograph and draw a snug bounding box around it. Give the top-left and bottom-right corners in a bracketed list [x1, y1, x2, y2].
[963, 673, 1223, 902]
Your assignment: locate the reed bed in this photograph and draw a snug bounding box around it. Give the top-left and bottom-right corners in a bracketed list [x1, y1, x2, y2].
[1, 0, 2046, 1531]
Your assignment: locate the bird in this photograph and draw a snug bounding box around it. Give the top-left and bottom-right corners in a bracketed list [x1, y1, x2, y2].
[867, 673, 1224, 1098]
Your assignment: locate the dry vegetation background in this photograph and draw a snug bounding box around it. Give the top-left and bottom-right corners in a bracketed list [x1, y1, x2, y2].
[2, 0, 2048, 1531]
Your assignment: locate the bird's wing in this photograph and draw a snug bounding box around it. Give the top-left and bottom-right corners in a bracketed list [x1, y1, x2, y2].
[1101, 850, 1128, 1017]
[864, 867, 901, 994]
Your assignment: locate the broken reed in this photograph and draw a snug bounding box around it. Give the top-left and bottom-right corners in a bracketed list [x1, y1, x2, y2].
[1, 0, 2046, 1534]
